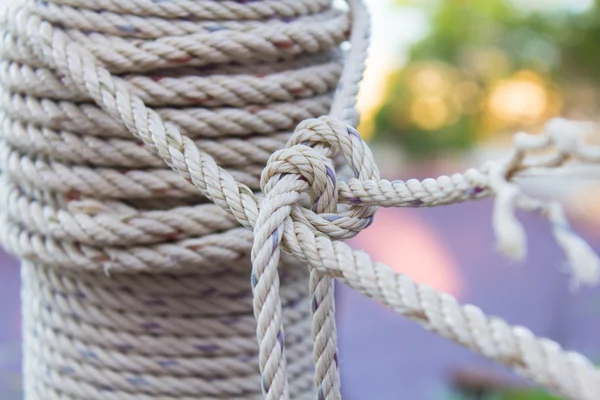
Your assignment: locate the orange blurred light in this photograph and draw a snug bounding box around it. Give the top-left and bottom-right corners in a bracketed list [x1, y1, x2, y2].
[407, 62, 453, 97]
[487, 70, 548, 124]
[452, 81, 483, 115]
[356, 61, 394, 141]
[410, 96, 450, 130]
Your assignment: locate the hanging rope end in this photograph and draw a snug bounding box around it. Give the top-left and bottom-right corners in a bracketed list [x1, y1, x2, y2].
[540, 202, 600, 287]
[493, 186, 528, 262]
[494, 219, 528, 262]
[557, 229, 600, 289]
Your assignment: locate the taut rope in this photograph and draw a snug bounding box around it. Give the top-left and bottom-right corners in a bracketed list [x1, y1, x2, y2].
[2, 0, 600, 399]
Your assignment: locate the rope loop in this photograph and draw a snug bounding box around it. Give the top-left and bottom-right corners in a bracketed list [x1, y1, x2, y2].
[288, 117, 380, 183]
[260, 116, 381, 246]
[251, 115, 383, 399]
[261, 145, 338, 214]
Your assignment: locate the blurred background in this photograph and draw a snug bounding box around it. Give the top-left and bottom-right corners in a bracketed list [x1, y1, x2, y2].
[338, 0, 600, 399]
[2, 0, 600, 398]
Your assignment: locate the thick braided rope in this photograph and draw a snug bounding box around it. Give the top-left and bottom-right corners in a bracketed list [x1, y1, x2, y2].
[3, 0, 600, 399]
[22, 261, 316, 399]
[0, 0, 350, 398]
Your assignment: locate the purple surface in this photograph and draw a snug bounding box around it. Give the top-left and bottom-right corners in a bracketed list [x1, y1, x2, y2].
[337, 198, 600, 399]
[0, 253, 21, 399]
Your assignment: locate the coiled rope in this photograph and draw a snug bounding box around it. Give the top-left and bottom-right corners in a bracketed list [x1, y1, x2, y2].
[2, 0, 343, 398]
[2, 0, 600, 399]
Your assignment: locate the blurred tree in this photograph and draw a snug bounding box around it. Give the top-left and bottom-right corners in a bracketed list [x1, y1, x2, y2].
[561, 2, 600, 85]
[373, 0, 600, 160]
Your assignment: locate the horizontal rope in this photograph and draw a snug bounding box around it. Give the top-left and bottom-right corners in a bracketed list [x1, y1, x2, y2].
[0, 91, 333, 139]
[34, 4, 337, 38]
[0, 59, 342, 106]
[0, 116, 293, 168]
[45, 0, 333, 21]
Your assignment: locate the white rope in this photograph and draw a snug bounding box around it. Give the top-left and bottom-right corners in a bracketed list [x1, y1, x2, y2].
[2, 0, 600, 399]
[2, 0, 342, 398]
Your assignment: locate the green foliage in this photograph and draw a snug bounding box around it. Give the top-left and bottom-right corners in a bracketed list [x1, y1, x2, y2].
[501, 388, 562, 400]
[373, 0, 600, 160]
[560, 1, 600, 84]
[409, 1, 563, 71]
[445, 387, 561, 400]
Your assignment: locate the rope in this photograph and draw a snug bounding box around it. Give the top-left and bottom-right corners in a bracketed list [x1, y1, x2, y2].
[2, 0, 342, 398]
[2, 0, 600, 399]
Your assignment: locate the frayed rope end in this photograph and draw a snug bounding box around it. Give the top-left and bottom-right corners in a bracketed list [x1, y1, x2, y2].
[542, 202, 600, 287]
[554, 226, 600, 289]
[493, 188, 527, 262]
[494, 220, 527, 262]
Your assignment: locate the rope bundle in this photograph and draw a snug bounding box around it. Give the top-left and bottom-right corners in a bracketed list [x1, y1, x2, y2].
[3, 0, 600, 399]
[1, 0, 346, 398]
[22, 261, 315, 399]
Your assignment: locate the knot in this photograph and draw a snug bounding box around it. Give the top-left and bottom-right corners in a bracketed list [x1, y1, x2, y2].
[250, 115, 380, 399]
[261, 116, 380, 240]
[261, 145, 338, 214]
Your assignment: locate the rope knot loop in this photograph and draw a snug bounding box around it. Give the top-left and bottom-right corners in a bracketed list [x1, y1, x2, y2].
[289, 116, 380, 183]
[261, 145, 339, 214]
[261, 116, 380, 241]
[251, 116, 381, 399]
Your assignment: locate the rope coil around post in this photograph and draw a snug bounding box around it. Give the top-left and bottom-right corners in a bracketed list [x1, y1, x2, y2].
[3, 0, 600, 399]
[2, 0, 347, 398]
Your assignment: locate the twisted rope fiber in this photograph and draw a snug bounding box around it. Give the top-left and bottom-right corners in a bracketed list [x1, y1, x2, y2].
[1, 0, 348, 398]
[3, 0, 600, 399]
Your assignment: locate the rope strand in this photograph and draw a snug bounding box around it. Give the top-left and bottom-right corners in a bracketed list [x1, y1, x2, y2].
[2, 0, 600, 399]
